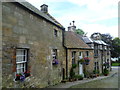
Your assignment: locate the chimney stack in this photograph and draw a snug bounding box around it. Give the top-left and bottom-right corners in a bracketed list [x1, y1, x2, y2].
[41, 4, 48, 13]
[68, 21, 76, 32]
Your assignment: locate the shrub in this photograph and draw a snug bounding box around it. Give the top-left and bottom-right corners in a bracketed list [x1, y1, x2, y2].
[74, 75, 83, 80]
[70, 68, 75, 79]
[78, 59, 84, 64]
[72, 64, 77, 68]
[103, 68, 109, 75]
[93, 70, 99, 74]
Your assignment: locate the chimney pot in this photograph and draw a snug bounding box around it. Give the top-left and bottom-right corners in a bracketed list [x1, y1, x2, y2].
[41, 4, 48, 13]
[68, 21, 76, 32]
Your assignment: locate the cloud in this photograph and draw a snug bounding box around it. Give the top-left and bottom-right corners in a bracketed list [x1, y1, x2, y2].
[26, 0, 66, 3]
[81, 24, 118, 38]
[26, 0, 118, 37]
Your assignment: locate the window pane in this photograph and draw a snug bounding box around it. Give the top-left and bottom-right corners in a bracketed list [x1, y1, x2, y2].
[52, 49, 57, 59]
[54, 30, 57, 37]
[16, 49, 24, 56]
[17, 69, 21, 74]
[17, 64, 21, 69]
[16, 49, 28, 74]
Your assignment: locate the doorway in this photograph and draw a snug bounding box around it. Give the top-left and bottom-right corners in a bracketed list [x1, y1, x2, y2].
[79, 63, 84, 76]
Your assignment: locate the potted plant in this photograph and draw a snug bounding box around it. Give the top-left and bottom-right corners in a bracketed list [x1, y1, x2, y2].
[103, 68, 109, 76]
[15, 73, 25, 81]
[24, 71, 31, 77]
[69, 64, 78, 81]
[93, 70, 99, 76]
[15, 73, 21, 81]
[84, 57, 90, 65]
[52, 59, 59, 65]
[72, 64, 77, 68]
[74, 75, 83, 80]
[15, 71, 31, 81]
[78, 59, 84, 64]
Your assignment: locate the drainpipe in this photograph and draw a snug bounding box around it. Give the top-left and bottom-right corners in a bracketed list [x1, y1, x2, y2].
[62, 29, 68, 78]
[65, 48, 68, 78]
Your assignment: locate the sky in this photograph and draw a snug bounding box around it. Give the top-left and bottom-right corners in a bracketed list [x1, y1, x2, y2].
[26, 0, 119, 38]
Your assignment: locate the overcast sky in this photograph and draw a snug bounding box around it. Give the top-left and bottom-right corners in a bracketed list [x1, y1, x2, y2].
[26, 0, 118, 38]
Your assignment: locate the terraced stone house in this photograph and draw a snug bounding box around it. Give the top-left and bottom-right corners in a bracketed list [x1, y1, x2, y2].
[1, 1, 111, 88]
[2, 1, 66, 88]
[64, 23, 94, 78]
[82, 33, 111, 74]
[90, 33, 111, 73]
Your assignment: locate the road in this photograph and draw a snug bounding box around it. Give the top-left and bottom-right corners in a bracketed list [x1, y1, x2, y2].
[70, 66, 119, 88]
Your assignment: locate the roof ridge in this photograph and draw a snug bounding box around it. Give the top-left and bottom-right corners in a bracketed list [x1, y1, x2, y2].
[16, 1, 65, 29]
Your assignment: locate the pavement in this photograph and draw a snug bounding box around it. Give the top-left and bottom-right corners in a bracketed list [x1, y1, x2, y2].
[47, 67, 118, 88]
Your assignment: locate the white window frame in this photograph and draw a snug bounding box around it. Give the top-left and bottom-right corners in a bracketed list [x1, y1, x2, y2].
[79, 52, 83, 59]
[16, 49, 28, 74]
[52, 49, 57, 59]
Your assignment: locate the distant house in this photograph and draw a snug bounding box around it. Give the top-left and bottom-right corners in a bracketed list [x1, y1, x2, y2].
[82, 33, 111, 74]
[2, 1, 66, 88]
[91, 33, 111, 73]
[64, 23, 94, 78]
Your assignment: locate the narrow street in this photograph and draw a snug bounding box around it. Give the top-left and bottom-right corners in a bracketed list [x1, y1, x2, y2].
[48, 67, 119, 88]
[70, 66, 119, 88]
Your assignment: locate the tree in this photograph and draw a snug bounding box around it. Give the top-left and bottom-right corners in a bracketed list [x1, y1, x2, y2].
[111, 37, 120, 58]
[75, 29, 85, 36]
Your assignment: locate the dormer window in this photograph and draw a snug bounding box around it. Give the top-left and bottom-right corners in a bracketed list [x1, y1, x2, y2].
[54, 29, 58, 37]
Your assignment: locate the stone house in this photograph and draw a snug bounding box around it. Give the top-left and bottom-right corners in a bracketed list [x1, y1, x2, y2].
[91, 33, 111, 73]
[1, 1, 111, 88]
[2, 1, 66, 88]
[82, 33, 111, 74]
[64, 23, 94, 78]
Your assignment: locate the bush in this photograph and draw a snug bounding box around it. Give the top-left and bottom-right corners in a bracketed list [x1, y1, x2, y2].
[70, 64, 77, 79]
[70, 68, 75, 79]
[78, 59, 84, 63]
[93, 70, 99, 74]
[72, 64, 77, 68]
[74, 75, 83, 80]
[103, 68, 109, 75]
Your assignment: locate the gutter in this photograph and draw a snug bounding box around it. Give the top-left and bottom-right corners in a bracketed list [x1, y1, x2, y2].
[67, 48, 94, 50]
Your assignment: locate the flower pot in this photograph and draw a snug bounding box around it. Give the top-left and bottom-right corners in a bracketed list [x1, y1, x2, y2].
[15, 76, 20, 81]
[96, 74, 99, 77]
[104, 74, 108, 76]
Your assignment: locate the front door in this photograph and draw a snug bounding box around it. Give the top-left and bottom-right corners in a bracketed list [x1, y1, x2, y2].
[79, 63, 84, 76]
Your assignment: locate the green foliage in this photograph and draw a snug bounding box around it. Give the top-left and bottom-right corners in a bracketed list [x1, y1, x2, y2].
[112, 62, 120, 66]
[84, 71, 90, 78]
[72, 64, 77, 68]
[78, 59, 84, 63]
[93, 70, 99, 74]
[70, 64, 77, 79]
[74, 75, 83, 80]
[70, 68, 75, 79]
[113, 37, 120, 46]
[111, 37, 120, 58]
[75, 29, 85, 36]
[103, 68, 109, 75]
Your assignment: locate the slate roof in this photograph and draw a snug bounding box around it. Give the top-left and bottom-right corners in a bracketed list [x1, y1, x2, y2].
[64, 31, 92, 49]
[82, 36, 94, 44]
[93, 40, 108, 45]
[15, 1, 64, 29]
[78, 35, 108, 46]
